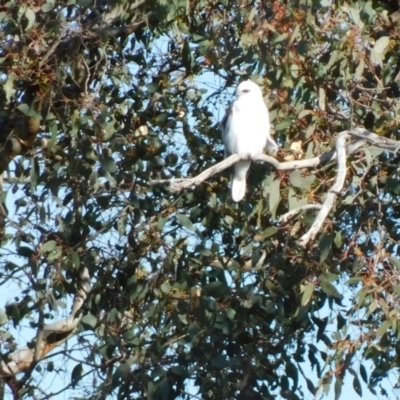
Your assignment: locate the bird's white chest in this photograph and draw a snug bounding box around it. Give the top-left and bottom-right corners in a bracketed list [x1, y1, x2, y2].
[225, 99, 270, 157]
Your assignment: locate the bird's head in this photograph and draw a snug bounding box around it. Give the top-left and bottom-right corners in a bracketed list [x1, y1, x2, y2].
[235, 80, 263, 98]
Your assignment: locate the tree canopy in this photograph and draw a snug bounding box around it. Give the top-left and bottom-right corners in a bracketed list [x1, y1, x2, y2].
[2, 0, 400, 399]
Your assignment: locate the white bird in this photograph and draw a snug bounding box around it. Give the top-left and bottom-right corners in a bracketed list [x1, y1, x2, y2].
[221, 80, 278, 202]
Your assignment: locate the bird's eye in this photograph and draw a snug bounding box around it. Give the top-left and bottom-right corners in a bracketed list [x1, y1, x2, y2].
[242, 89, 250, 93]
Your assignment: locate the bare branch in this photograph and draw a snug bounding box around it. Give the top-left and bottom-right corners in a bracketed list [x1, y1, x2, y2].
[1, 268, 91, 377]
[152, 154, 241, 191]
[151, 127, 394, 245]
[150, 130, 376, 192]
[151, 152, 337, 192]
[298, 132, 349, 247]
[349, 127, 400, 151]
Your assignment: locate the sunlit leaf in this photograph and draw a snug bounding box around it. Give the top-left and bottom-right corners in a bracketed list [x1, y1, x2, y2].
[269, 178, 281, 218]
[301, 283, 314, 306]
[176, 214, 195, 232]
[376, 320, 390, 338]
[42, 2, 55, 12]
[41, 240, 56, 253]
[24, 8, 36, 30]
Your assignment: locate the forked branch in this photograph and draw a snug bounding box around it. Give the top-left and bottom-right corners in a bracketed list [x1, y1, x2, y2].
[152, 128, 398, 246]
[1, 267, 91, 377]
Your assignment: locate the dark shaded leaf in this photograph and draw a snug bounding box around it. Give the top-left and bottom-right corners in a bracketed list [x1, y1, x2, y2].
[353, 374, 362, 397]
[360, 364, 368, 384]
[203, 281, 229, 298]
[71, 363, 83, 388]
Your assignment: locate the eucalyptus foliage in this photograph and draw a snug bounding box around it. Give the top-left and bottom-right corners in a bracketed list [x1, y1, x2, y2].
[1, 0, 400, 399]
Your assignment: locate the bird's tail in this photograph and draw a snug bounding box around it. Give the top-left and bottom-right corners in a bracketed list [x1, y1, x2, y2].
[231, 161, 251, 202]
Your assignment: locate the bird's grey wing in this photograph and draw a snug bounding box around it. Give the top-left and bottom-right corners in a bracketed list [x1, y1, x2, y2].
[261, 103, 278, 154]
[221, 102, 234, 157]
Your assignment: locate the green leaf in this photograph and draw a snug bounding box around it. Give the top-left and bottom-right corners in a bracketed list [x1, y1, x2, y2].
[373, 36, 390, 54]
[17, 104, 42, 119]
[211, 354, 227, 368]
[254, 226, 277, 241]
[376, 320, 390, 338]
[281, 375, 289, 391]
[24, 8, 36, 30]
[320, 282, 343, 300]
[285, 361, 298, 390]
[118, 213, 127, 236]
[334, 377, 342, 400]
[348, 6, 364, 29]
[226, 308, 236, 320]
[182, 39, 193, 73]
[18, 246, 35, 258]
[112, 364, 131, 389]
[301, 283, 314, 306]
[273, 32, 289, 43]
[269, 179, 281, 218]
[353, 374, 362, 397]
[275, 119, 292, 131]
[160, 281, 171, 294]
[346, 277, 362, 285]
[319, 273, 339, 283]
[337, 313, 346, 330]
[333, 231, 342, 248]
[360, 364, 368, 384]
[42, 2, 55, 12]
[71, 363, 83, 388]
[319, 233, 332, 263]
[155, 113, 168, 124]
[326, 50, 339, 71]
[298, 110, 313, 119]
[101, 157, 118, 173]
[371, 36, 389, 66]
[0, 309, 9, 326]
[289, 170, 315, 189]
[4, 75, 16, 102]
[69, 249, 80, 269]
[203, 281, 229, 298]
[41, 240, 56, 253]
[80, 314, 97, 330]
[39, 205, 46, 224]
[355, 59, 365, 80]
[176, 214, 195, 232]
[289, 24, 301, 44]
[305, 378, 316, 395]
[390, 256, 400, 270]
